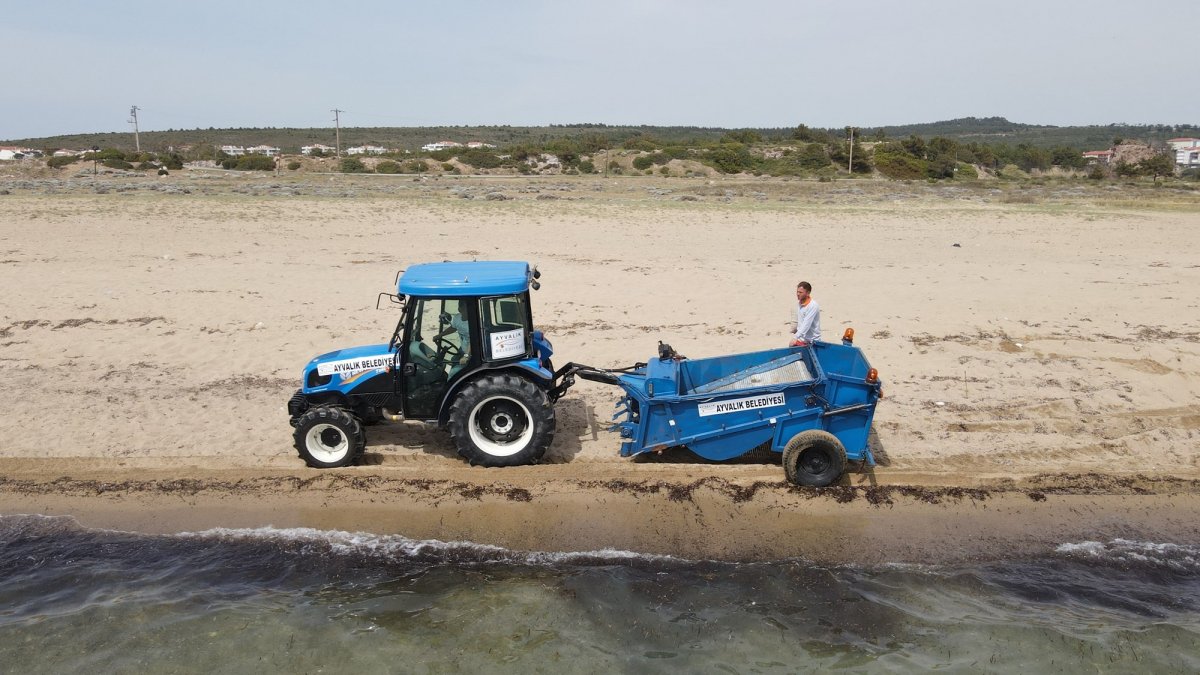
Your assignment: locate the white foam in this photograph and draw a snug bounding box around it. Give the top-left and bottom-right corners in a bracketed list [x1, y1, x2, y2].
[174, 525, 684, 565]
[1055, 539, 1200, 570]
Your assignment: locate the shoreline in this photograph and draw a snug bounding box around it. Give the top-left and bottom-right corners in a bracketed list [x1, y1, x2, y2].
[4, 465, 1199, 565]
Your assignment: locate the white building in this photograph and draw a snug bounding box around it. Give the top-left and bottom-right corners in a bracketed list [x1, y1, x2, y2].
[0, 146, 36, 160]
[220, 145, 246, 156]
[466, 141, 496, 149]
[421, 140, 462, 152]
[1168, 138, 1200, 168]
[301, 144, 336, 155]
[246, 145, 281, 156]
[346, 145, 388, 156]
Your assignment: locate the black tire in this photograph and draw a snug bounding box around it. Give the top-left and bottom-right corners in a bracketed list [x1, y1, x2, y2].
[448, 373, 555, 467]
[292, 406, 366, 468]
[782, 430, 847, 487]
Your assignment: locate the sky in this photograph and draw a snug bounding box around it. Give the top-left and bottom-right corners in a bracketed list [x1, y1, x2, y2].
[3, 0, 1197, 140]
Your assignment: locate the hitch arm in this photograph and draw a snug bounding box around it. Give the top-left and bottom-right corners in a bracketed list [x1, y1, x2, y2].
[548, 362, 637, 402]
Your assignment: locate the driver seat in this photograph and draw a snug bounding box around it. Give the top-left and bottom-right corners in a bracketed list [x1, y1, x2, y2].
[409, 339, 439, 371]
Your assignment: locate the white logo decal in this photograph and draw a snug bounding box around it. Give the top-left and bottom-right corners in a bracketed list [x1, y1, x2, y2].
[698, 392, 786, 417]
[490, 328, 525, 359]
[317, 355, 392, 377]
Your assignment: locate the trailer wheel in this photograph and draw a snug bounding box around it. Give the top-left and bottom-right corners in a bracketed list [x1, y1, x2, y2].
[292, 406, 366, 468]
[449, 374, 555, 467]
[783, 430, 847, 487]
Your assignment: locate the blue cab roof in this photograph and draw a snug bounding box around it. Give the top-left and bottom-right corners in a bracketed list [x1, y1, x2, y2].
[398, 261, 532, 297]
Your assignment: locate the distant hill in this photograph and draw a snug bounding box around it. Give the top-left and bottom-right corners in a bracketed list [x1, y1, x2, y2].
[4, 117, 1198, 153]
[859, 117, 1199, 150]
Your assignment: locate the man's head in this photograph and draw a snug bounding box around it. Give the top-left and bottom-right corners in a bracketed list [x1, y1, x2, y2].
[796, 281, 812, 303]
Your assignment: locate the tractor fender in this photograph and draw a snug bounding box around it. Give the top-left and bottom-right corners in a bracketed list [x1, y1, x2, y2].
[436, 360, 553, 426]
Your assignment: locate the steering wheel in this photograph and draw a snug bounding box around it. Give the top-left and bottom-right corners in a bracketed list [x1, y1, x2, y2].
[434, 333, 462, 360]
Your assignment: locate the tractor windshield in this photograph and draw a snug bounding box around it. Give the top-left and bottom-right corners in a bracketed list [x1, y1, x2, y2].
[478, 293, 532, 361]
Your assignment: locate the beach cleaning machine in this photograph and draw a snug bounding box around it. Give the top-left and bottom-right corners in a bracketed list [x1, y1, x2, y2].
[286, 261, 882, 487]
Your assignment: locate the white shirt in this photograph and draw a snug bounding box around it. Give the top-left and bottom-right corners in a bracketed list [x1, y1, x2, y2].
[794, 299, 821, 343]
[450, 313, 470, 351]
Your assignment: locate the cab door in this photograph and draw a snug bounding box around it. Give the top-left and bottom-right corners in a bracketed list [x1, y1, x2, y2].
[402, 297, 477, 419]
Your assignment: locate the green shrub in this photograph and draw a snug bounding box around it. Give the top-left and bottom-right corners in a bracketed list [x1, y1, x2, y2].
[796, 143, 829, 171]
[441, 163, 455, 171]
[222, 154, 275, 171]
[622, 135, 661, 151]
[287, 160, 302, 171]
[404, 160, 427, 173]
[340, 157, 369, 173]
[927, 155, 957, 179]
[998, 164, 1028, 180]
[136, 161, 156, 170]
[954, 162, 978, 179]
[376, 160, 401, 174]
[47, 155, 79, 168]
[577, 159, 596, 174]
[429, 149, 455, 162]
[758, 158, 802, 177]
[659, 166, 670, 176]
[102, 157, 133, 170]
[632, 155, 654, 170]
[722, 130, 762, 144]
[457, 149, 502, 168]
[873, 144, 927, 180]
[703, 143, 755, 174]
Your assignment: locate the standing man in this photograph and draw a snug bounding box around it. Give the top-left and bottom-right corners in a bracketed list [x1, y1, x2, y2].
[790, 281, 821, 347]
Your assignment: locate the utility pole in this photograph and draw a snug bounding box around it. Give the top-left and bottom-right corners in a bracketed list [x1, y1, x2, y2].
[331, 109, 343, 158]
[847, 126, 854, 174]
[129, 106, 141, 152]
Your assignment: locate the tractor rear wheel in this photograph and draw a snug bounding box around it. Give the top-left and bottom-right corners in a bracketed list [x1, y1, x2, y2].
[449, 374, 555, 467]
[782, 430, 847, 487]
[293, 406, 366, 468]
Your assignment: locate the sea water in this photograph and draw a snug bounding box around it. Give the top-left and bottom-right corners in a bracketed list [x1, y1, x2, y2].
[1, 514, 1198, 673]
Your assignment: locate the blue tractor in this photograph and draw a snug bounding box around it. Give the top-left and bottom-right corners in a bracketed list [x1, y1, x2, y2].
[288, 261, 563, 468]
[288, 260, 883, 486]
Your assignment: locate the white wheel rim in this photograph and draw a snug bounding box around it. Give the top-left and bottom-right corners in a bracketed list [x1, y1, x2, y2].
[468, 395, 534, 457]
[305, 423, 350, 463]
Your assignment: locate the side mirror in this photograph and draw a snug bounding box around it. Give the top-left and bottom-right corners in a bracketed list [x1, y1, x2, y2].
[402, 363, 416, 375]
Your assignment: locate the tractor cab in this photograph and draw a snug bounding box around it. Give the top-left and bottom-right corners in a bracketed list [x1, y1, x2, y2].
[393, 262, 547, 419]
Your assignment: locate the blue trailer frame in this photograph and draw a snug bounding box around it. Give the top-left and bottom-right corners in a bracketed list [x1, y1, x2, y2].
[591, 338, 881, 480]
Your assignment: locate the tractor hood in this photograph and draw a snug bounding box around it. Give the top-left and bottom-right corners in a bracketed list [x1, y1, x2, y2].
[302, 343, 395, 392]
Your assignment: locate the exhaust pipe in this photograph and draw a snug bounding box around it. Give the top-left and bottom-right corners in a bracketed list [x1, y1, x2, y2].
[381, 407, 404, 422]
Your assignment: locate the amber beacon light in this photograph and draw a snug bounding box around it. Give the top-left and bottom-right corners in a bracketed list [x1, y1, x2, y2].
[842, 327, 855, 344]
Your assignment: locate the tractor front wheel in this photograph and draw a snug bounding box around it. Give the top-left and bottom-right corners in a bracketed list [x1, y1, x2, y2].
[293, 406, 366, 468]
[449, 374, 555, 467]
[782, 430, 847, 487]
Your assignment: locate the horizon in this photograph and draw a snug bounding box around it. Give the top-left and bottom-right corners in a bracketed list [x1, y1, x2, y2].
[6, 116, 1198, 148]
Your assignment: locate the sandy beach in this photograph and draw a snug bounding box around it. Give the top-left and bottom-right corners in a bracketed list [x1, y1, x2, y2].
[2, 170, 1199, 563]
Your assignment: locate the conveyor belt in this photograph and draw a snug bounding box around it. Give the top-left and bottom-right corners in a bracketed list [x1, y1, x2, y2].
[691, 354, 813, 394]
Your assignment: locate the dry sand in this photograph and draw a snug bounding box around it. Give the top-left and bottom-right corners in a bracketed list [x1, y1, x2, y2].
[2, 170, 1199, 563]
